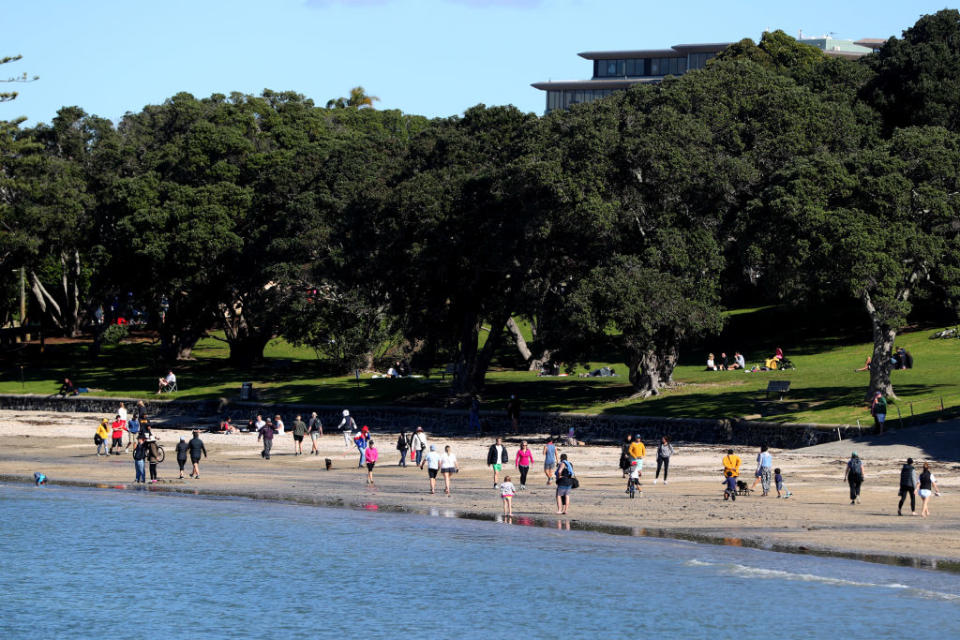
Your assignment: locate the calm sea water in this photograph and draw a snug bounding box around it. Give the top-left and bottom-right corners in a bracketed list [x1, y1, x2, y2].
[1, 483, 959, 639]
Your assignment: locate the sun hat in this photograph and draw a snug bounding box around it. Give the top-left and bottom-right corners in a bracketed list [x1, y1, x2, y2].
[342, 410, 350, 416]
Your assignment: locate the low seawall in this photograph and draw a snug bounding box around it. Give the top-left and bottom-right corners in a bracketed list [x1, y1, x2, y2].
[0, 393, 869, 449]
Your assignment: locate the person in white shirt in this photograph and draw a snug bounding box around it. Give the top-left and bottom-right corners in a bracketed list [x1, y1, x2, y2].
[157, 370, 176, 393]
[423, 445, 441, 494]
[411, 427, 428, 466]
[274, 414, 285, 435]
[439, 445, 459, 495]
[254, 414, 266, 432]
[500, 476, 516, 516]
[117, 402, 128, 425]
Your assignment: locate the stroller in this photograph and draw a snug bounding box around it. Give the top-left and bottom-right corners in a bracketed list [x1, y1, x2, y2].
[778, 357, 796, 370]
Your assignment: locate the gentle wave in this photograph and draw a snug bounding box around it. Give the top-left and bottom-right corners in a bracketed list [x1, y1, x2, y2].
[685, 560, 960, 601]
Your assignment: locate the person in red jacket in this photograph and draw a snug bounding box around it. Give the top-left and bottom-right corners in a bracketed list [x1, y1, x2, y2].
[109, 416, 126, 455]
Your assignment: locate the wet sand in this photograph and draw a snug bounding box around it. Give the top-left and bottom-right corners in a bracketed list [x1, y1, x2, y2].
[2, 410, 959, 568]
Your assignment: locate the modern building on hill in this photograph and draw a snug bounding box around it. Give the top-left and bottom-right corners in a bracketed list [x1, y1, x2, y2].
[532, 35, 880, 113]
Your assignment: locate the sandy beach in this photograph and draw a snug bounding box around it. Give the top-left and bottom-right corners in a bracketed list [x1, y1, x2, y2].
[2, 409, 959, 568]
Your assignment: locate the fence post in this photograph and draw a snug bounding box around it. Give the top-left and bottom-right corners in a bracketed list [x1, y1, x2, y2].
[941, 396, 945, 412]
[896, 405, 903, 430]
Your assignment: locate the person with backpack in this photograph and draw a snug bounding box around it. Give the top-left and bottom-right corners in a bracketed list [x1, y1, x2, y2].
[308, 412, 323, 456]
[411, 427, 428, 467]
[555, 453, 576, 514]
[897, 458, 918, 516]
[871, 392, 888, 434]
[338, 410, 357, 447]
[94, 418, 110, 456]
[845, 452, 864, 505]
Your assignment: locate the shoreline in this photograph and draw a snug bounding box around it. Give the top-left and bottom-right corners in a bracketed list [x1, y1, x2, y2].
[2, 473, 957, 573]
[2, 409, 960, 571]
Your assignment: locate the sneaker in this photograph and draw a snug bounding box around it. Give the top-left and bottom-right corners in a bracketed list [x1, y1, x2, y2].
[520, 485, 525, 490]
[653, 479, 658, 485]
[493, 483, 498, 489]
[851, 500, 856, 505]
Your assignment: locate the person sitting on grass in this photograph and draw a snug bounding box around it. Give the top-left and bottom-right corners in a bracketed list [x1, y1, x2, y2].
[57, 377, 78, 397]
[855, 355, 872, 372]
[706, 353, 717, 371]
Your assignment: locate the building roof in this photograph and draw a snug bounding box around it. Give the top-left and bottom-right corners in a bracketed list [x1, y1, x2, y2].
[578, 42, 730, 60]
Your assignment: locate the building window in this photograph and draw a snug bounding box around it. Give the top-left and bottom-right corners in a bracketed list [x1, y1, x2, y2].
[688, 52, 715, 70]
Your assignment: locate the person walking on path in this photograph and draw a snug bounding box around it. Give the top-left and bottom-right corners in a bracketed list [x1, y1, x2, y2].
[175, 436, 189, 479]
[505, 395, 521, 433]
[898, 457, 918, 516]
[439, 445, 459, 495]
[338, 410, 356, 447]
[845, 452, 864, 505]
[95, 418, 110, 456]
[872, 392, 888, 434]
[555, 453, 576, 514]
[515, 441, 534, 489]
[424, 445, 441, 494]
[487, 437, 509, 488]
[543, 439, 558, 485]
[412, 427, 428, 468]
[918, 462, 941, 518]
[500, 475, 516, 516]
[396, 430, 409, 467]
[751, 445, 773, 496]
[132, 434, 147, 484]
[722, 449, 741, 502]
[291, 415, 308, 456]
[655, 436, 674, 485]
[146, 434, 161, 483]
[365, 440, 378, 484]
[258, 420, 275, 460]
[308, 412, 323, 456]
[188, 430, 207, 479]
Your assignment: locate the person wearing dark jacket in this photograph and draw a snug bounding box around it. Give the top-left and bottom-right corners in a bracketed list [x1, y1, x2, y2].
[146, 435, 161, 483]
[396, 430, 410, 467]
[188, 430, 207, 478]
[898, 458, 918, 516]
[175, 436, 189, 479]
[258, 421, 275, 460]
[487, 437, 509, 488]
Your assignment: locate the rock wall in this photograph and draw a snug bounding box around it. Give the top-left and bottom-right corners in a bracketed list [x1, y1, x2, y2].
[0, 393, 869, 449]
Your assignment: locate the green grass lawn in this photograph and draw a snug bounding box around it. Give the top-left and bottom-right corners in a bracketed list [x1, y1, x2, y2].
[1, 309, 958, 425]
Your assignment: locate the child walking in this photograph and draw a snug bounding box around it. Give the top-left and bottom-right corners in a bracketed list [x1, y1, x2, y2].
[500, 475, 516, 516]
[775, 468, 792, 498]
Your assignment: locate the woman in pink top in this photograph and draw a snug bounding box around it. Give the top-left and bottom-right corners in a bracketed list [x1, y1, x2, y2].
[515, 440, 534, 489]
[365, 440, 379, 485]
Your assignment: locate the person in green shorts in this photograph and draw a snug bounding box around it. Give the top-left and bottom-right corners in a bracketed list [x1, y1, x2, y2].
[487, 437, 509, 488]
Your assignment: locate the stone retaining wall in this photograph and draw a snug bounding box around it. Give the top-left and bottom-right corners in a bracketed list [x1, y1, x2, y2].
[0, 393, 870, 449]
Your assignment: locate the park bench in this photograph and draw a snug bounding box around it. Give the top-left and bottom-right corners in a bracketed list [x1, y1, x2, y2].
[765, 380, 791, 400]
[439, 363, 457, 380]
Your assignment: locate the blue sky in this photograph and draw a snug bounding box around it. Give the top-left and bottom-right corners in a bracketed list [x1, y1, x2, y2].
[2, 0, 951, 126]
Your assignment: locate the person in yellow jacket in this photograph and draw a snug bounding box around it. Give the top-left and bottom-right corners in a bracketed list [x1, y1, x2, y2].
[722, 449, 741, 501]
[626, 435, 646, 494]
[94, 419, 110, 456]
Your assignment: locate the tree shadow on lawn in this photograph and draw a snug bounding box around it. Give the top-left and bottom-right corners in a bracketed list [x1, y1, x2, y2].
[599, 383, 949, 423]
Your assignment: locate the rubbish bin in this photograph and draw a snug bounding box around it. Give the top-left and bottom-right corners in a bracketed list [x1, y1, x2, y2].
[240, 382, 253, 401]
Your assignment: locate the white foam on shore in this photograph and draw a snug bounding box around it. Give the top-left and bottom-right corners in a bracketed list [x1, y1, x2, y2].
[685, 560, 960, 601]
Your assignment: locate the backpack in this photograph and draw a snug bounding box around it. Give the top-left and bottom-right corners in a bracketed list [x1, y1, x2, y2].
[848, 457, 863, 477]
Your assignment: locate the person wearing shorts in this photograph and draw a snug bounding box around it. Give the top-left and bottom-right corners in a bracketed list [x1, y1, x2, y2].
[487, 437, 508, 488]
[291, 415, 308, 456]
[188, 430, 207, 479]
[365, 440, 378, 484]
[440, 445, 459, 495]
[424, 445, 441, 494]
[555, 454, 575, 514]
[543, 439, 557, 485]
[308, 412, 323, 455]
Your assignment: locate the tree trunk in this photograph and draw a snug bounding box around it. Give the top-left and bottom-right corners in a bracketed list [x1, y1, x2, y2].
[506, 316, 533, 362]
[221, 301, 273, 367]
[862, 291, 900, 400]
[160, 328, 203, 361]
[67, 249, 82, 338]
[628, 342, 679, 398]
[452, 312, 509, 395]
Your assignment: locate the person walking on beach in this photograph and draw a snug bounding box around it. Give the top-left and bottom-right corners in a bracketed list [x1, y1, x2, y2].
[722, 449, 741, 502]
[338, 410, 357, 447]
[751, 445, 773, 496]
[175, 436, 189, 479]
[439, 445, 459, 495]
[555, 453, 575, 514]
[146, 434, 161, 483]
[132, 434, 147, 484]
[125, 408, 140, 452]
[258, 420, 275, 460]
[487, 437, 509, 488]
[412, 427, 428, 468]
[543, 438, 557, 485]
[655, 436, 673, 485]
[365, 439, 378, 484]
[918, 462, 941, 518]
[515, 440, 534, 490]
[619, 435, 632, 478]
[308, 412, 323, 456]
[188, 430, 207, 479]
[274, 414, 285, 435]
[396, 429, 409, 467]
[291, 415, 308, 456]
[95, 418, 110, 456]
[845, 452, 864, 505]
[500, 475, 516, 516]
[898, 458, 918, 516]
[424, 445, 441, 494]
